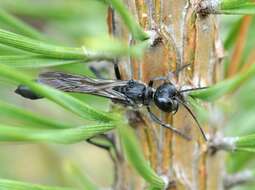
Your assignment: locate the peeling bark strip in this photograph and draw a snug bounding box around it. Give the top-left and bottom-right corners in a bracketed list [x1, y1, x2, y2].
[108, 1, 223, 189]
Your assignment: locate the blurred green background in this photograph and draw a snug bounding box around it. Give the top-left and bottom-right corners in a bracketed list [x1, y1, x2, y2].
[0, 0, 113, 188]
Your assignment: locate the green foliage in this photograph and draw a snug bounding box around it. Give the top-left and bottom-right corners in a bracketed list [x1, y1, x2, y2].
[0, 123, 115, 144]
[190, 64, 255, 101]
[63, 161, 98, 190]
[0, 29, 91, 59]
[117, 124, 165, 189]
[0, 179, 76, 190]
[0, 8, 47, 41]
[220, 75, 255, 174]
[227, 152, 254, 173]
[0, 0, 104, 21]
[223, 16, 243, 50]
[220, 0, 255, 15]
[0, 101, 70, 129]
[0, 28, 146, 62]
[0, 55, 80, 68]
[235, 135, 255, 152]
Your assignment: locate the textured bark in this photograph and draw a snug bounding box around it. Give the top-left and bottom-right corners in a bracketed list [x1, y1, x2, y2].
[110, 1, 224, 189]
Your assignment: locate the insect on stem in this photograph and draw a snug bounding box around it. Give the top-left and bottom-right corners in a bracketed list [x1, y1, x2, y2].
[15, 63, 207, 142]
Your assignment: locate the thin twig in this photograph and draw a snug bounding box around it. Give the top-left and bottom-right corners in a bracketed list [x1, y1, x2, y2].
[224, 170, 254, 190]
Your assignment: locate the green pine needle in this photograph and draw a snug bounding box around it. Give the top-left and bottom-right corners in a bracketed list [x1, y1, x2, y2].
[0, 55, 81, 68]
[235, 134, 255, 152]
[190, 64, 255, 101]
[0, 100, 71, 129]
[0, 29, 147, 60]
[117, 124, 165, 189]
[0, 123, 115, 144]
[0, 178, 76, 190]
[63, 161, 98, 190]
[220, 0, 255, 15]
[0, 29, 90, 59]
[0, 8, 47, 41]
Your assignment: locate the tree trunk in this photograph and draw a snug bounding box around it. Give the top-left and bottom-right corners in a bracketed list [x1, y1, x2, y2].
[110, 1, 224, 189]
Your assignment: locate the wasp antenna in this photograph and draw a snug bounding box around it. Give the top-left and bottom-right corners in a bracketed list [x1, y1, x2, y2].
[179, 87, 208, 93]
[176, 99, 207, 141]
[146, 106, 191, 141]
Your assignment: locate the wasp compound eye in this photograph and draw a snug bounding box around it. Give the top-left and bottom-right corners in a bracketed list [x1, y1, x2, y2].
[15, 85, 43, 100]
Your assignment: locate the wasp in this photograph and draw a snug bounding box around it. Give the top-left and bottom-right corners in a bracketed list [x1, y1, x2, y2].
[15, 63, 207, 141]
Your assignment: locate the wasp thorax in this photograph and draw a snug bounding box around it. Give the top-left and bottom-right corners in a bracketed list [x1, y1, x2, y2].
[153, 83, 179, 113]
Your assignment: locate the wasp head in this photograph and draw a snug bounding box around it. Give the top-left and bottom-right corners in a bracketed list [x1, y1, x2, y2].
[153, 82, 179, 113]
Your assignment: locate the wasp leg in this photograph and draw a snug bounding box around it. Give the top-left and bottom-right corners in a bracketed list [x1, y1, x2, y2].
[90, 62, 122, 80]
[86, 138, 111, 150]
[89, 65, 105, 79]
[113, 62, 122, 80]
[148, 76, 168, 87]
[86, 134, 115, 151]
[172, 103, 179, 115]
[146, 106, 191, 140]
[86, 133, 119, 184]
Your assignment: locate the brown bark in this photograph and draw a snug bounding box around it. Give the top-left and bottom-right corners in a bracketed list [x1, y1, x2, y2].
[110, 1, 224, 189]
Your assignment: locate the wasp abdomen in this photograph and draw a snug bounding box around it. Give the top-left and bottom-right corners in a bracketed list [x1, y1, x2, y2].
[15, 85, 43, 100]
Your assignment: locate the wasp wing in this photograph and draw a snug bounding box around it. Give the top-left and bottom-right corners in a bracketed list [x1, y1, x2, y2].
[37, 72, 129, 101]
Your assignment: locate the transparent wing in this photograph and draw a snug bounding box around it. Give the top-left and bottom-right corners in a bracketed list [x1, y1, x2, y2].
[38, 72, 129, 101]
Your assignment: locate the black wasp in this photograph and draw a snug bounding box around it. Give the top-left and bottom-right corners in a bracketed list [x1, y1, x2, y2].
[15, 63, 207, 141]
